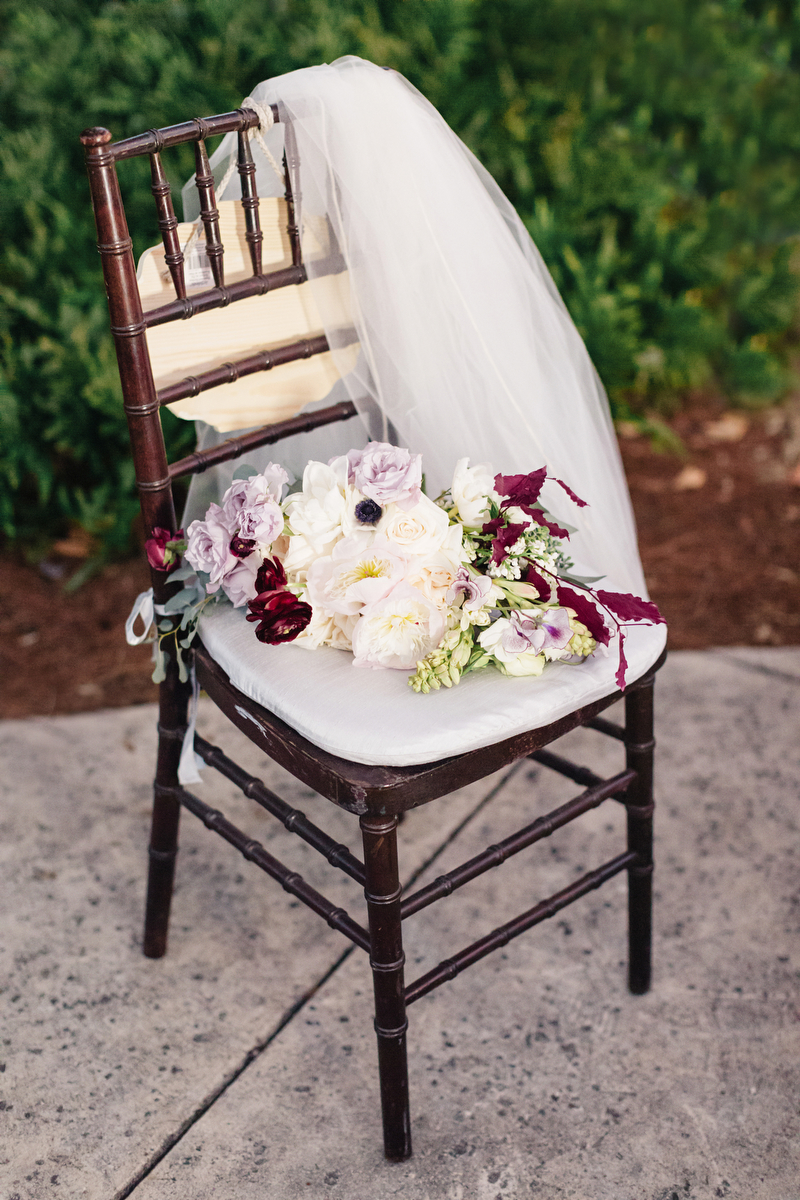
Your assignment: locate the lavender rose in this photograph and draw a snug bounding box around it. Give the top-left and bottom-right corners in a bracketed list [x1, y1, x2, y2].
[185, 504, 236, 592]
[347, 443, 422, 510]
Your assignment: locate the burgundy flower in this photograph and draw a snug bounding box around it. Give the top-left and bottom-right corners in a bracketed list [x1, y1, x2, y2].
[246, 590, 312, 644]
[255, 556, 287, 593]
[230, 534, 257, 559]
[145, 527, 185, 572]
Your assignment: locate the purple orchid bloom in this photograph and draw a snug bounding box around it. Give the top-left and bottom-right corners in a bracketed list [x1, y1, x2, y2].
[446, 567, 494, 612]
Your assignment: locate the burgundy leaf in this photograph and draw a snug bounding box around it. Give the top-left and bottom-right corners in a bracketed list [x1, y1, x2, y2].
[615, 629, 629, 691]
[525, 507, 570, 539]
[523, 563, 554, 600]
[489, 522, 527, 565]
[556, 585, 610, 646]
[494, 466, 547, 507]
[481, 516, 505, 538]
[595, 590, 665, 625]
[551, 476, 588, 508]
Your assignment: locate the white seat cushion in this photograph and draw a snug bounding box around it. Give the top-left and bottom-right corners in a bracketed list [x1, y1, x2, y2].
[198, 605, 666, 768]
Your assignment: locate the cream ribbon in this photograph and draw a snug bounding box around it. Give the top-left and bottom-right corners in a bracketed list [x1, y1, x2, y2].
[124, 589, 205, 786]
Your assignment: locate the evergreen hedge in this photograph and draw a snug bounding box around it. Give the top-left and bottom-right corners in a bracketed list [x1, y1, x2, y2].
[1, 0, 799, 557]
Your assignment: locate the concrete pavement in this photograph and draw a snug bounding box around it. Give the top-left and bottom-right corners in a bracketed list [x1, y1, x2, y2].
[1, 648, 798, 1199]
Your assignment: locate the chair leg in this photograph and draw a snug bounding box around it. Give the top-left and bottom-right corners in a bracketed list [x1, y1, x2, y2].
[624, 674, 656, 994]
[360, 814, 412, 1161]
[143, 659, 191, 959]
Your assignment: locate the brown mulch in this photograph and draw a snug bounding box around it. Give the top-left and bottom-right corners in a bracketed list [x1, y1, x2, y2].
[2, 401, 799, 719]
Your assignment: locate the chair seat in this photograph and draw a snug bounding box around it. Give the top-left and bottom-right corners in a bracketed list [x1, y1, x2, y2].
[198, 604, 667, 767]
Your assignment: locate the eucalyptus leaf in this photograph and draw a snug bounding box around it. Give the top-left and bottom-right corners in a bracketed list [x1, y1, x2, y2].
[158, 619, 173, 632]
[169, 565, 199, 583]
[151, 648, 169, 685]
[559, 572, 606, 587]
[231, 462, 259, 481]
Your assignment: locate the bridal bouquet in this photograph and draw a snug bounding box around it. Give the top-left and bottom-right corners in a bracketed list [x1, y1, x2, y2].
[146, 444, 663, 691]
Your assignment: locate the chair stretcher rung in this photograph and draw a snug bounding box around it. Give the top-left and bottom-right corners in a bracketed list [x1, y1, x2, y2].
[144, 265, 308, 328]
[530, 748, 603, 789]
[586, 716, 626, 741]
[194, 734, 366, 885]
[404, 849, 638, 1006]
[168, 399, 358, 478]
[400, 768, 635, 918]
[174, 785, 370, 952]
[157, 334, 331, 406]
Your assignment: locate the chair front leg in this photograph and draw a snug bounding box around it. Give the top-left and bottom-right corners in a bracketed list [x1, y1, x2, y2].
[143, 658, 191, 958]
[360, 814, 412, 1161]
[624, 673, 656, 994]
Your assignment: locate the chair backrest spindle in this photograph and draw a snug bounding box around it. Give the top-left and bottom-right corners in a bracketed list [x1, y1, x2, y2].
[283, 121, 302, 268]
[193, 128, 225, 287]
[149, 149, 187, 299]
[237, 127, 264, 277]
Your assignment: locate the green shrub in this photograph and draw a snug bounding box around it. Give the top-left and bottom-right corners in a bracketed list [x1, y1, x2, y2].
[1, 0, 799, 556]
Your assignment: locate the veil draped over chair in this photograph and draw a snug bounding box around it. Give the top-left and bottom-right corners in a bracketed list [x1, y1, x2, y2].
[186, 56, 646, 597]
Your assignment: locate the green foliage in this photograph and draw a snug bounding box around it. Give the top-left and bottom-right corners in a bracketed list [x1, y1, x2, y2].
[1, 0, 799, 555]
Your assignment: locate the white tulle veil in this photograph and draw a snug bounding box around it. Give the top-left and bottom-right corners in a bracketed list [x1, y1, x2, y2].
[183, 56, 646, 596]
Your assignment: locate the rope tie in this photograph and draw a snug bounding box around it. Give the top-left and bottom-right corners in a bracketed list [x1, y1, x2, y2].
[182, 98, 285, 261]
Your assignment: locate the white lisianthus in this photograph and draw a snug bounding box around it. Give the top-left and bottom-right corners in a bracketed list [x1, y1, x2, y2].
[352, 584, 447, 670]
[284, 459, 350, 556]
[306, 537, 409, 616]
[451, 458, 499, 527]
[382, 493, 458, 559]
[495, 650, 546, 677]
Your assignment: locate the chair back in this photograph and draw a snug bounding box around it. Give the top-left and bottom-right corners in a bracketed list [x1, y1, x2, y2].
[81, 108, 359, 605]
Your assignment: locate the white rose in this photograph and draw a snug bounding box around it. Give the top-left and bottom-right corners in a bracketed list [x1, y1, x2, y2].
[352, 583, 447, 670]
[451, 458, 499, 527]
[382, 493, 454, 559]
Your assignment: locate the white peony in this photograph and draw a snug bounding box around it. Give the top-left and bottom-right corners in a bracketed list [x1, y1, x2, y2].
[451, 458, 499, 527]
[351, 583, 447, 670]
[293, 606, 359, 651]
[306, 537, 409, 616]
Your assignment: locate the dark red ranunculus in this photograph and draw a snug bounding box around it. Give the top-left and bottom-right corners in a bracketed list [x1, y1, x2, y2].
[145, 527, 185, 572]
[255, 556, 287, 593]
[230, 534, 257, 559]
[246, 589, 312, 644]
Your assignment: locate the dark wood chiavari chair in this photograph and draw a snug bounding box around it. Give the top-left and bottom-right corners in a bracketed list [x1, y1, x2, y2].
[81, 104, 665, 1162]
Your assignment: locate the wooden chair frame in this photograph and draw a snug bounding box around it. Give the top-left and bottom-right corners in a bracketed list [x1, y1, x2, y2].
[81, 107, 663, 1162]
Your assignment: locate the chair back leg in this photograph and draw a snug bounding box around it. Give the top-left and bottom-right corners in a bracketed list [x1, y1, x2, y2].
[144, 661, 192, 958]
[360, 815, 412, 1161]
[624, 674, 656, 994]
